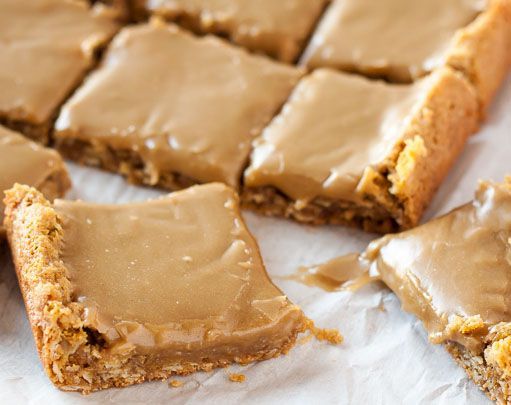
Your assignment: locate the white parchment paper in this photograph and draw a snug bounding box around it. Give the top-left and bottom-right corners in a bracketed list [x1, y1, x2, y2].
[0, 75, 509, 405]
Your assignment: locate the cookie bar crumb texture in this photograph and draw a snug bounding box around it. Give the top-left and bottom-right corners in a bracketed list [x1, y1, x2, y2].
[0, 125, 70, 236]
[362, 178, 511, 402]
[3, 183, 307, 393]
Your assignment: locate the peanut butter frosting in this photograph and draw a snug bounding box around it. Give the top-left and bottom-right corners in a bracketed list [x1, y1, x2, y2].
[302, 0, 484, 82]
[55, 22, 302, 189]
[364, 179, 511, 353]
[0, 0, 119, 124]
[244, 69, 424, 204]
[0, 125, 66, 226]
[55, 183, 304, 359]
[135, 0, 327, 62]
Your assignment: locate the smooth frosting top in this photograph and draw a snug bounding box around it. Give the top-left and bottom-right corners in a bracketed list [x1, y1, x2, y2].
[366, 180, 511, 352]
[55, 22, 302, 188]
[0, 0, 119, 123]
[140, 0, 327, 62]
[55, 183, 302, 355]
[0, 126, 63, 225]
[303, 0, 485, 81]
[244, 69, 422, 203]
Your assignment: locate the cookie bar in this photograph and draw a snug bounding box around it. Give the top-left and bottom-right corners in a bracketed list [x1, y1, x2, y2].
[0, 0, 119, 144]
[0, 126, 70, 237]
[3, 183, 307, 393]
[132, 0, 328, 62]
[54, 21, 302, 190]
[302, 0, 511, 112]
[243, 67, 478, 232]
[302, 0, 484, 82]
[360, 178, 511, 403]
[445, 0, 511, 113]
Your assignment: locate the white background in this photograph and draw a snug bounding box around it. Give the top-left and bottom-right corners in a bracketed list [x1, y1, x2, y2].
[0, 75, 509, 404]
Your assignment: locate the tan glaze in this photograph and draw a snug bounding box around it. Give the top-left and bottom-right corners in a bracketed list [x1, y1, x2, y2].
[245, 69, 423, 204]
[289, 254, 376, 292]
[55, 22, 302, 188]
[0, 126, 63, 224]
[0, 0, 118, 123]
[303, 0, 484, 82]
[55, 183, 304, 361]
[139, 0, 327, 62]
[366, 180, 511, 353]
[298, 180, 511, 355]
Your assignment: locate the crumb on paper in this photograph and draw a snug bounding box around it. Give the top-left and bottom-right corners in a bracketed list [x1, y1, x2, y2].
[228, 373, 246, 383]
[169, 380, 184, 388]
[306, 319, 343, 345]
[298, 333, 314, 345]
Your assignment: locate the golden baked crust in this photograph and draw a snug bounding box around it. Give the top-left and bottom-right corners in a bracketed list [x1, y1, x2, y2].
[446, 323, 511, 405]
[445, 0, 511, 114]
[0, 170, 70, 239]
[3, 185, 307, 393]
[242, 67, 479, 232]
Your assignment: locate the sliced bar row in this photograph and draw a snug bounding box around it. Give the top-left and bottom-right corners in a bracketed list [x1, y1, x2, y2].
[1, 0, 510, 233]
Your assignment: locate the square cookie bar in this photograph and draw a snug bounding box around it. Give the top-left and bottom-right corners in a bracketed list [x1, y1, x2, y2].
[303, 0, 511, 111]
[54, 21, 302, 190]
[0, 125, 70, 237]
[132, 0, 328, 62]
[3, 183, 307, 393]
[361, 178, 511, 403]
[0, 0, 119, 143]
[243, 67, 478, 232]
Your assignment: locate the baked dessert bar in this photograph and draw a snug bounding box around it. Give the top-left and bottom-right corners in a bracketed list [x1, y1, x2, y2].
[54, 21, 302, 190]
[446, 0, 511, 113]
[0, 125, 70, 238]
[243, 67, 478, 233]
[0, 0, 119, 144]
[132, 0, 328, 62]
[359, 178, 511, 403]
[302, 0, 511, 111]
[3, 183, 306, 393]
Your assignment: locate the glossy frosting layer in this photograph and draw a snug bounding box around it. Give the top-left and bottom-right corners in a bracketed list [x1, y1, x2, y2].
[55, 22, 302, 188]
[0, 126, 64, 224]
[303, 0, 484, 81]
[366, 180, 511, 352]
[0, 0, 119, 123]
[55, 183, 303, 358]
[139, 0, 327, 62]
[244, 69, 421, 203]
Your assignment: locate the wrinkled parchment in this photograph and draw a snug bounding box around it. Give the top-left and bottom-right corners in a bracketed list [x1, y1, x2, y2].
[1, 76, 509, 405]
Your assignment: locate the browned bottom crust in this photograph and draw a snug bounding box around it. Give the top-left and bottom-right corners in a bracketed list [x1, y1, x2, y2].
[0, 117, 52, 145]
[62, 327, 305, 393]
[55, 137, 202, 191]
[446, 342, 511, 404]
[242, 186, 397, 234]
[4, 185, 307, 393]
